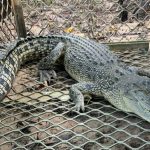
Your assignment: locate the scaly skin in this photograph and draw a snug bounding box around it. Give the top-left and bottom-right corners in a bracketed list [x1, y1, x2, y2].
[0, 34, 150, 122]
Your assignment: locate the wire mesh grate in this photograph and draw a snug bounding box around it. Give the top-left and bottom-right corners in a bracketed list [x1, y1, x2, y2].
[0, 48, 150, 150]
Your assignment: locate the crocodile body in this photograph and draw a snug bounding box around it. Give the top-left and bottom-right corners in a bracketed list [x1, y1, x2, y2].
[0, 34, 150, 122]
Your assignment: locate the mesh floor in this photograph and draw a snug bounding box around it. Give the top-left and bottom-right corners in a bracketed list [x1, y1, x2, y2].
[0, 48, 150, 150]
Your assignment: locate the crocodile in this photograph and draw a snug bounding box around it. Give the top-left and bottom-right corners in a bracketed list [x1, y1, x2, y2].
[0, 34, 150, 122]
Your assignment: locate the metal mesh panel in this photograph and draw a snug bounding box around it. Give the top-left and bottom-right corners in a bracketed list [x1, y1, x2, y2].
[1, 0, 150, 43]
[0, 49, 150, 150]
[0, 0, 17, 43]
[20, 0, 150, 42]
[0, 0, 150, 150]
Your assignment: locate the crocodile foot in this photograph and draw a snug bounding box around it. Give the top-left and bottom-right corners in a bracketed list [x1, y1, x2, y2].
[38, 69, 57, 85]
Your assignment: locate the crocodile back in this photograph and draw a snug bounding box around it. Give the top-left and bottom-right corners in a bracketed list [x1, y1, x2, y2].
[64, 37, 132, 89]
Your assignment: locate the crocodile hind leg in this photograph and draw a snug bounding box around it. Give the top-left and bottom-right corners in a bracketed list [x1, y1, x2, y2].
[70, 83, 103, 111]
[38, 42, 65, 83]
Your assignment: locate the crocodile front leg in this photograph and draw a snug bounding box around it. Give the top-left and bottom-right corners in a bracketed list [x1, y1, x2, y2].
[70, 83, 103, 111]
[38, 42, 65, 82]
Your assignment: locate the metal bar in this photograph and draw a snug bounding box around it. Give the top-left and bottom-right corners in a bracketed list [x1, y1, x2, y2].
[11, 0, 26, 38]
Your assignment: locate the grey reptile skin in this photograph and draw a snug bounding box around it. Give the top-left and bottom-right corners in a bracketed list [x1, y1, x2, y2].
[0, 34, 150, 122]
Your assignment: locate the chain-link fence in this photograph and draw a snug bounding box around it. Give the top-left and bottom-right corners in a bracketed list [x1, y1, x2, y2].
[21, 0, 150, 42]
[0, 0, 17, 43]
[0, 0, 150, 150]
[1, 0, 150, 43]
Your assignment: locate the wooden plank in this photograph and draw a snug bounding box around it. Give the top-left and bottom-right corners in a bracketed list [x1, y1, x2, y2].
[104, 41, 149, 52]
[11, 0, 26, 38]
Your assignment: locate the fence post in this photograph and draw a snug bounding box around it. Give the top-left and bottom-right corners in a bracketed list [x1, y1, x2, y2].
[11, 0, 26, 38]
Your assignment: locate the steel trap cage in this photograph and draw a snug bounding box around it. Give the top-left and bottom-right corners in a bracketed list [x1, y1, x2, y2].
[0, 0, 150, 150]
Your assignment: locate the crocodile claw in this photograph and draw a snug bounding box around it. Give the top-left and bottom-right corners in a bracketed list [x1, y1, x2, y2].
[70, 92, 85, 112]
[75, 100, 85, 112]
[38, 69, 57, 84]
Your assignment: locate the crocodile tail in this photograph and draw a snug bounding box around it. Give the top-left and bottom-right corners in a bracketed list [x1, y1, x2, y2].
[0, 50, 20, 101]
